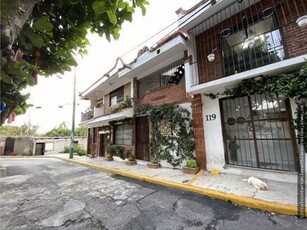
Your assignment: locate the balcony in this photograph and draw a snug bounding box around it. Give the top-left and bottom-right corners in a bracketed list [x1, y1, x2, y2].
[94, 106, 104, 117]
[81, 111, 93, 122]
[185, 0, 307, 93]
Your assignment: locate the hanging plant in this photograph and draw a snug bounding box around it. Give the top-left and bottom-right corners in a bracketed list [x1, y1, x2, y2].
[109, 97, 132, 114]
[148, 104, 195, 167]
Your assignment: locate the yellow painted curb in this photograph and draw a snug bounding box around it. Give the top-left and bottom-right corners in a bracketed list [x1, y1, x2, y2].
[58, 157, 307, 217]
[5, 156, 306, 217]
[188, 169, 204, 185]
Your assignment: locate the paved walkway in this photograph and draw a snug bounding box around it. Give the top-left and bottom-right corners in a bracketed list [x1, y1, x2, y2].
[2, 154, 306, 217]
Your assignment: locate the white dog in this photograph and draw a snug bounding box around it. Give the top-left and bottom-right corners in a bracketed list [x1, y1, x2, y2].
[244, 176, 269, 191]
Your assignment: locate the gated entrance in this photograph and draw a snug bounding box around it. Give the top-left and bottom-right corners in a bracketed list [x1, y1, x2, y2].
[220, 93, 298, 171]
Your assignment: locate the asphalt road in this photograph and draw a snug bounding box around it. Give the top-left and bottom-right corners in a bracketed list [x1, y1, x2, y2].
[0, 158, 306, 230]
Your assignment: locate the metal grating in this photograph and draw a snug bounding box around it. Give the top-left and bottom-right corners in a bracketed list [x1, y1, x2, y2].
[220, 93, 298, 171]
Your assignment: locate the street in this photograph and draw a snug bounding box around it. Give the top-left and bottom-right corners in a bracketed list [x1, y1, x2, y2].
[0, 158, 306, 230]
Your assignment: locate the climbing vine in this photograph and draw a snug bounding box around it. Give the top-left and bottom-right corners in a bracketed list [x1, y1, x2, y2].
[147, 104, 195, 167]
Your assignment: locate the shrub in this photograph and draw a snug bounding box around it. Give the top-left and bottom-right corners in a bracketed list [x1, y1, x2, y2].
[106, 144, 124, 159]
[64, 144, 86, 156]
[186, 159, 197, 168]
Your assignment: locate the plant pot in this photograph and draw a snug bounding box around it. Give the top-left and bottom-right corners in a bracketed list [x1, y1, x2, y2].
[125, 160, 137, 166]
[182, 166, 199, 174]
[147, 162, 160, 169]
[105, 156, 113, 161]
[296, 15, 307, 27]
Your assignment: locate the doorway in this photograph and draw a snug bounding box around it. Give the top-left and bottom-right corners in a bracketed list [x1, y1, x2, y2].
[4, 137, 14, 155]
[98, 133, 109, 157]
[35, 143, 45, 155]
[136, 116, 150, 161]
[220, 93, 297, 171]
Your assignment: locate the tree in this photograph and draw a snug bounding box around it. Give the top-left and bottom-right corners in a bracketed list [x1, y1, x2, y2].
[1, 0, 148, 125]
[0, 122, 39, 136]
[43, 122, 71, 137]
[43, 122, 87, 137]
[75, 126, 88, 137]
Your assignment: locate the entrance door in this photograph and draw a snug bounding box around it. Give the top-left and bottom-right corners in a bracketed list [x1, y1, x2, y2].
[136, 116, 149, 161]
[220, 93, 297, 171]
[4, 137, 14, 155]
[35, 143, 45, 155]
[98, 134, 109, 157]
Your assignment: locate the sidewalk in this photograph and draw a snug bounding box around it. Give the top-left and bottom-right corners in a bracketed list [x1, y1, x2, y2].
[16, 154, 307, 216]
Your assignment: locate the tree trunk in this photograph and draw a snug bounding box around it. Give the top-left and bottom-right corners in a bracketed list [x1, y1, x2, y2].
[1, 0, 41, 63]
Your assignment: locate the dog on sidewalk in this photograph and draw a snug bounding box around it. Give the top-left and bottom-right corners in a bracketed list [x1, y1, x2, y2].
[243, 176, 269, 191]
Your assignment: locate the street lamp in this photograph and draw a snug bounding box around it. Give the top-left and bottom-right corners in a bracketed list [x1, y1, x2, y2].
[69, 67, 76, 159]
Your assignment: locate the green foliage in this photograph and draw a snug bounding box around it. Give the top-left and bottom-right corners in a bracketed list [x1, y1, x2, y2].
[110, 97, 132, 113]
[1, 0, 149, 124]
[136, 103, 152, 116]
[74, 126, 88, 137]
[186, 159, 197, 168]
[43, 123, 87, 137]
[126, 151, 135, 161]
[44, 123, 71, 137]
[106, 144, 124, 159]
[64, 143, 86, 156]
[149, 104, 195, 167]
[0, 122, 39, 136]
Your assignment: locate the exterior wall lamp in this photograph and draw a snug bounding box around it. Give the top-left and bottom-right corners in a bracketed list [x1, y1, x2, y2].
[207, 48, 217, 62]
[296, 15, 307, 27]
[245, 36, 255, 47]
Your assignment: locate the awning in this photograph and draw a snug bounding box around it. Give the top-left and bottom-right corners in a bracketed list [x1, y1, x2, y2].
[80, 107, 134, 128]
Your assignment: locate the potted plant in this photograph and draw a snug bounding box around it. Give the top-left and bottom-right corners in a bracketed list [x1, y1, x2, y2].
[125, 151, 137, 165]
[106, 144, 124, 160]
[105, 153, 113, 161]
[147, 159, 160, 169]
[182, 159, 199, 174]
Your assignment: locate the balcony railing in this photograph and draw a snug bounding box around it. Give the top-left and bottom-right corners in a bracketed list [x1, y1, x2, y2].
[94, 106, 105, 117]
[81, 111, 93, 122]
[188, 0, 307, 84]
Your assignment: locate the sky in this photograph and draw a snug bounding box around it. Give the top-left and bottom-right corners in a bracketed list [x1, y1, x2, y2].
[9, 0, 201, 134]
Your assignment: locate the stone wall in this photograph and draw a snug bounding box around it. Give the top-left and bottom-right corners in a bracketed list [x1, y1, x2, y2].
[0, 136, 87, 155]
[34, 137, 87, 155]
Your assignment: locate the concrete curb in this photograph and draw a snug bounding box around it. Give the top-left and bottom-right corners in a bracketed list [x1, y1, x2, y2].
[1, 156, 305, 217]
[56, 157, 305, 217]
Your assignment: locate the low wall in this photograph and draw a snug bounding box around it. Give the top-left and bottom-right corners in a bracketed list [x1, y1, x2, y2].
[0, 136, 87, 155]
[14, 137, 34, 155]
[34, 137, 87, 155]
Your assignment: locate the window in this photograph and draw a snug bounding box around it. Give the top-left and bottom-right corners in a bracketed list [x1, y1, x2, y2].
[109, 86, 124, 107]
[114, 123, 132, 145]
[221, 12, 285, 76]
[220, 94, 297, 171]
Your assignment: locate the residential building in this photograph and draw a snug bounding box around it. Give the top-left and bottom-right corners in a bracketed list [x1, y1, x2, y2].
[81, 0, 306, 173]
[80, 31, 204, 167]
[179, 0, 307, 172]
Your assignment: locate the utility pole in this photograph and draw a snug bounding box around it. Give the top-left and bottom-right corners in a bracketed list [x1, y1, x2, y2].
[69, 67, 76, 159]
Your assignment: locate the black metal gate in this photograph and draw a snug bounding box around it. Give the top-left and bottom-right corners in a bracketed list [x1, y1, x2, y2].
[220, 93, 298, 171]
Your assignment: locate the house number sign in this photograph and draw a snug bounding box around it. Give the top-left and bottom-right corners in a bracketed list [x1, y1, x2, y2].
[205, 114, 216, 121]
